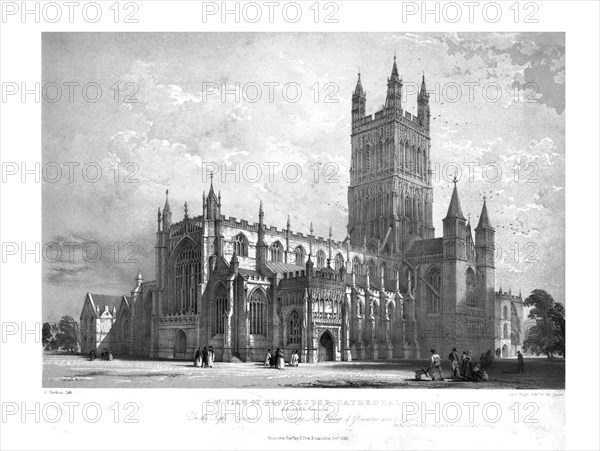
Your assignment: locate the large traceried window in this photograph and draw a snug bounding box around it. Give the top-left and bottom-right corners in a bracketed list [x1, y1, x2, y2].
[316, 250, 326, 269]
[466, 268, 476, 306]
[503, 323, 509, 339]
[334, 253, 344, 271]
[175, 245, 202, 313]
[249, 290, 267, 336]
[233, 233, 248, 257]
[426, 266, 441, 314]
[270, 241, 283, 262]
[503, 305, 508, 319]
[214, 286, 227, 335]
[294, 246, 305, 266]
[288, 310, 301, 345]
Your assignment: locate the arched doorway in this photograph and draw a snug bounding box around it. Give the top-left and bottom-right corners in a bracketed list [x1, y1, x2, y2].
[501, 344, 508, 358]
[318, 331, 334, 362]
[174, 329, 187, 359]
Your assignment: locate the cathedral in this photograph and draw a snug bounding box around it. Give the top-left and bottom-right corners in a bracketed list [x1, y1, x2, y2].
[80, 58, 511, 363]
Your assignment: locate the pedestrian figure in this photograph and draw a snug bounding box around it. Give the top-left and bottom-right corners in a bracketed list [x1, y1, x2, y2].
[108, 350, 114, 361]
[208, 346, 215, 368]
[89, 350, 96, 361]
[101, 348, 108, 361]
[265, 349, 272, 367]
[461, 350, 473, 379]
[290, 350, 299, 367]
[194, 348, 201, 367]
[275, 348, 285, 370]
[428, 349, 444, 381]
[201, 347, 208, 368]
[479, 353, 486, 370]
[448, 348, 459, 379]
[517, 351, 525, 374]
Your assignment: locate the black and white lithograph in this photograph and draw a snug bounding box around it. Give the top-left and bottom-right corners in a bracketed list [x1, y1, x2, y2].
[2, 2, 599, 450]
[42, 32, 565, 390]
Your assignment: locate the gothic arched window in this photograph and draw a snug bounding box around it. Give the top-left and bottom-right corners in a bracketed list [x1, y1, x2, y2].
[367, 259, 376, 276]
[466, 268, 476, 306]
[270, 241, 283, 263]
[352, 256, 361, 275]
[294, 245, 305, 266]
[405, 196, 412, 220]
[503, 323, 509, 339]
[316, 250, 326, 269]
[214, 286, 227, 335]
[366, 145, 371, 173]
[288, 310, 301, 345]
[249, 290, 267, 336]
[379, 141, 384, 169]
[233, 233, 248, 257]
[334, 253, 344, 271]
[426, 266, 441, 314]
[175, 244, 202, 313]
[503, 305, 508, 320]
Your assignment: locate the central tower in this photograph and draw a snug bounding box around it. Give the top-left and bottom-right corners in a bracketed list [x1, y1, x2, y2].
[348, 57, 435, 255]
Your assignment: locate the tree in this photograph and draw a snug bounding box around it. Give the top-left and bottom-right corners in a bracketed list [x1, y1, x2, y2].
[548, 302, 565, 357]
[55, 315, 80, 353]
[42, 322, 53, 348]
[523, 289, 565, 359]
[46, 337, 59, 351]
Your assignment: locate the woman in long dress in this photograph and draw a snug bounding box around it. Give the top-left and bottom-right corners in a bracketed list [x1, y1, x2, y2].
[208, 346, 215, 368]
[290, 350, 299, 367]
[276, 348, 285, 370]
[194, 349, 201, 367]
[201, 347, 208, 368]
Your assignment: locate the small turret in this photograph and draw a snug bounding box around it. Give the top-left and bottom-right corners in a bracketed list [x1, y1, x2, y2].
[327, 226, 333, 267]
[135, 270, 143, 287]
[384, 55, 403, 111]
[475, 196, 496, 268]
[162, 189, 172, 230]
[417, 73, 431, 132]
[352, 72, 366, 123]
[443, 177, 467, 261]
[256, 201, 267, 272]
[230, 249, 239, 274]
[205, 173, 221, 220]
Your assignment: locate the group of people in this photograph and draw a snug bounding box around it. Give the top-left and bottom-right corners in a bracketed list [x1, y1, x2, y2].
[421, 348, 489, 382]
[264, 349, 301, 369]
[448, 348, 492, 381]
[89, 348, 112, 361]
[193, 346, 215, 368]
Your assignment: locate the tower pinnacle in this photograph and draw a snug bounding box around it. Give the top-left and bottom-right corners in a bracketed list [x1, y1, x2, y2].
[445, 178, 465, 220]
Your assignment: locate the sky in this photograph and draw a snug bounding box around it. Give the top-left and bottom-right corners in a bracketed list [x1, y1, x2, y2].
[42, 32, 565, 322]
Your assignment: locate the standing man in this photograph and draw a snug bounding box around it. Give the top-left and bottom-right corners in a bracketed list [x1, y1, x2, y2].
[517, 351, 525, 374]
[429, 349, 444, 381]
[448, 348, 459, 379]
